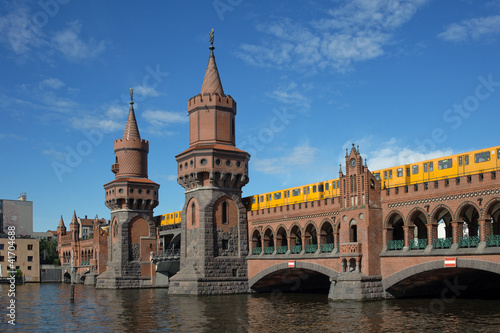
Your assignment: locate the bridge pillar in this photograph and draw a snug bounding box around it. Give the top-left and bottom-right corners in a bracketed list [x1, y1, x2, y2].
[479, 219, 491, 242]
[452, 220, 465, 244]
[403, 225, 414, 248]
[329, 274, 385, 300]
[427, 223, 437, 246]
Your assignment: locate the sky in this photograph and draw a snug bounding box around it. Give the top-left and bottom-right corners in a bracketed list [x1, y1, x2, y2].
[1, 0, 500, 233]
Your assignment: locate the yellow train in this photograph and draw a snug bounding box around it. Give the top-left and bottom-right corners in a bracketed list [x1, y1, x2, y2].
[157, 210, 182, 227]
[243, 145, 500, 211]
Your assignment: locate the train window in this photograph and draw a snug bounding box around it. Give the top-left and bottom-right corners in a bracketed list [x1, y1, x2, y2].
[384, 171, 387, 180]
[406, 167, 410, 176]
[260, 196, 263, 202]
[274, 192, 281, 200]
[424, 163, 428, 173]
[332, 182, 336, 189]
[498, 149, 500, 159]
[412, 165, 419, 174]
[373, 173, 381, 181]
[176, 213, 178, 218]
[438, 158, 453, 170]
[161, 216, 165, 221]
[465, 155, 469, 165]
[430, 162, 434, 171]
[252, 197, 256, 204]
[337, 181, 340, 188]
[324, 183, 329, 190]
[459, 156, 463, 166]
[292, 188, 300, 196]
[397, 168, 403, 177]
[312, 185, 317, 193]
[318, 184, 324, 192]
[475, 151, 491, 163]
[389, 170, 393, 179]
[171, 214, 173, 219]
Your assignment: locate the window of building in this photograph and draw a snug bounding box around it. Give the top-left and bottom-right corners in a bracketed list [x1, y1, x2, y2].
[28, 266, 32, 271]
[28, 244, 33, 251]
[222, 239, 229, 250]
[28, 256, 33, 262]
[222, 201, 228, 225]
[475, 151, 491, 163]
[0, 256, 4, 262]
[412, 165, 419, 175]
[191, 202, 196, 226]
[0, 244, 4, 250]
[397, 168, 403, 177]
[438, 158, 453, 170]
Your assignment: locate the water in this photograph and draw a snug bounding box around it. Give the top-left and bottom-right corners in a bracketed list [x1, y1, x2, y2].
[1, 283, 500, 332]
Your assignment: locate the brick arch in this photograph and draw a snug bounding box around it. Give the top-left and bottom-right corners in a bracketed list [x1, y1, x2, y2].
[382, 259, 500, 291]
[406, 207, 428, 226]
[186, 197, 199, 229]
[263, 226, 274, 237]
[289, 222, 303, 235]
[483, 197, 500, 217]
[384, 210, 405, 228]
[456, 200, 482, 220]
[430, 204, 454, 223]
[205, 191, 246, 213]
[248, 261, 339, 290]
[304, 220, 319, 232]
[319, 218, 334, 231]
[275, 224, 288, 235]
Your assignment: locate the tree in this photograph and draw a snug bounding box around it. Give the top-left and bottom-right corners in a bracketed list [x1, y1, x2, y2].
[39, 238, 59, 265]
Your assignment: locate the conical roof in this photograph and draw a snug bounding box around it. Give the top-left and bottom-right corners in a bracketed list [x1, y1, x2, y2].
[70, 211, 78, 225]
[201, 48, 224, 95]
[123, 88, 141, 140]
[58, 215, 65, 228]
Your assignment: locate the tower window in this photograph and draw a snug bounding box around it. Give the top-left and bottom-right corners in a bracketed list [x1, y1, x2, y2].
[191, 202, 196, 226]
[222, 201, 228, 224]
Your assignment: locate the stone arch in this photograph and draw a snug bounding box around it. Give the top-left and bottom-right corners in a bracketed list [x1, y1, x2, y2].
[186, 197, 199, 229]
[275, 225, 288, 252]
[289, 223, 303, 253]
[382, 259, 500, 292]
[385, 211, 405, 241]
[248, 261, 339, 291]
[213, 196, 239, 257]
[430, 204, 455, 223]
[456, 201, 480, 237]
[263, 226, 275, 250]
[484, 198, 500, 235]
[407, 208, 428, 240]
[251, 228, 262, 254]
[128, 215, 150, 261]
[319, 219, 335, 247]
[431, 204, 453, 238]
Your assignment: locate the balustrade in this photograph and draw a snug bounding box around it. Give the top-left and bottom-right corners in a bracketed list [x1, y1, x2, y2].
[486, 235, 500, 247]
[457, 236, 480, 248]
[320, 243, 334, 253]
[290, 245, 302, 254]
[264, 247, 274, 255]
[387, 239, 404, 251]
[252, 247, 262, 255]
[432, 237, 453, 249]
[304, 244, 317, 253]
[276, 246, 288, 254]
[409, 238, 428, 250]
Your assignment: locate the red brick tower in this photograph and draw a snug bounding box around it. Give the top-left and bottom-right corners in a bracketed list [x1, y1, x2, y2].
[96, 90, 160, 289]
[57, 215, 66, 236]
[169, 30, 250, 295]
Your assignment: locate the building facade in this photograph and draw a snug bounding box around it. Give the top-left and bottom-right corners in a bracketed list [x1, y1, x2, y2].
[0, 237, 40, 282]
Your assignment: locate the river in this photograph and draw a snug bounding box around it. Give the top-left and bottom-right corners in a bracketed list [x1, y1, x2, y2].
[1, 283, 500, 332]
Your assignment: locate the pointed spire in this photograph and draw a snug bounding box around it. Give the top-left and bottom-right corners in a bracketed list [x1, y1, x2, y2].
[122, 88, 141, 140]
[70, 211, 78, 225]
[58, 215, 65, 228]
[201, 29, 224, 95]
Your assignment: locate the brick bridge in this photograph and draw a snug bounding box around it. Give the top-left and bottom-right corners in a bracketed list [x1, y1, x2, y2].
[246, 148, 500, 299]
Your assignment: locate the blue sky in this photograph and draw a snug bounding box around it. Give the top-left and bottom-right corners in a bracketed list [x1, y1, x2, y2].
[1, 0, 500, 232]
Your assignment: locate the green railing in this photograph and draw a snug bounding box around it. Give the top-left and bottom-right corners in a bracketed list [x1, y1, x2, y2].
[387, 239, 404, 250]
[290, 245, 302, 254]
[320, 243, 334, 253]
[458, 236, 480, 248]
[252, 247, 262, 255]
[276, 246, 288, 254]
[432, 237, 453, 249]
[305, 244, 317, 253]
[264, 247, 274, 255]
[486, 235, 500, 247]
[409, 238, 428, 250]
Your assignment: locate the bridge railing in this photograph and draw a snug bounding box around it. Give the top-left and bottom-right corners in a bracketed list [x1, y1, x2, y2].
[457, 236, 480, 249]
[151, 248, 180, 261]
[486, 235, 500, 247]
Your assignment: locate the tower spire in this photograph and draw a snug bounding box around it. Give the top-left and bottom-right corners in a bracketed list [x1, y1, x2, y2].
[201, 29, 224, 95]
[122, 88, 141, 140]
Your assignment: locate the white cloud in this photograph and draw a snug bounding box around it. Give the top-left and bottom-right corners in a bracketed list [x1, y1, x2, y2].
[438, 15, 500, 42]
[143, 110, 188, 126]
[269, 81, 311, 110]
[253, 144, 319, 175]
[42, 148, 65, 161]
[39, 78, 65, 90]
[51, 21, 106, 61]
[236, 0, 428, 72]
[133, 85, 160, 97]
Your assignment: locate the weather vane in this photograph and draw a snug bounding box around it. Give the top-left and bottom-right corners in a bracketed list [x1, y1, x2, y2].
[209, 28, 214, 50]
[130, 88, 134, 103]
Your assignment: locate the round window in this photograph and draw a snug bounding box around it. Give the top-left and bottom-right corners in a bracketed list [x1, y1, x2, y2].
[200, 158, 207, 166]
[216, 159, 221, 166]
[226, 160, 231, 167]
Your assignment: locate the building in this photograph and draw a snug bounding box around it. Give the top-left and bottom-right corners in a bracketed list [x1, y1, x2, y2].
[0, 194, 33, 237]
[76, 215, 108, 240]
[57, 212, 108, 283]
[0, 237, 40, 282]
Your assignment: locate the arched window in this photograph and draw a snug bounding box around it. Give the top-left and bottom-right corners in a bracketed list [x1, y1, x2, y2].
[222, 201, 228, 224]
[191, 202, 196, 226]
[350, 220, 357, 242]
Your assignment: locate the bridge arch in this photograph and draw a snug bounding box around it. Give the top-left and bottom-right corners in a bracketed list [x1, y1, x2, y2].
[456, 201, 480, 237]
[382, 259, 500, 298]
[407, 208, 428, 240]
[385, 210, 405, 242]
[484, 198, 500, 235]
[249, 261, 339, 293]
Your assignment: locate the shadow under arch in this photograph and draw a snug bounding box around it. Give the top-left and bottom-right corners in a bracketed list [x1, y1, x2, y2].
[249, 261, 339, 293]
[382, 259, 500, 299]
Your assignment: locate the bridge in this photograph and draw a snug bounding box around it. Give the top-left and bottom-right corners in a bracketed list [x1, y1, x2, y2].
[245, 148, 500, 299]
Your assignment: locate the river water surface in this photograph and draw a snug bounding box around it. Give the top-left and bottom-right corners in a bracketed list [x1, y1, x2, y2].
[1, 283, 500, 332]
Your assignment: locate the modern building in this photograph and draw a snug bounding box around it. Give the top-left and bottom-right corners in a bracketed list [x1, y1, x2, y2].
[0, 237, 40, 282]
[0, 194, 33, 237]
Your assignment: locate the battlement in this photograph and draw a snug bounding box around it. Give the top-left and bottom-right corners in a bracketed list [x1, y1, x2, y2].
[114, 138, 149, 151]
[188, 93, 236, 109]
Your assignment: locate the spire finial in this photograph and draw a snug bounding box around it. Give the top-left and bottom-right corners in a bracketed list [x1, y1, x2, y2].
[209, 28, 215, 50]
[130, 88, 134, 105]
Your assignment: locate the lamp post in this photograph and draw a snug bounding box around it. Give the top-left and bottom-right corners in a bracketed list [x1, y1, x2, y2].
[70, 250, 75, 302]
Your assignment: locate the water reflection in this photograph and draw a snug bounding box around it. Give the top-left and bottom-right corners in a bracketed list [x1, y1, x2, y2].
[1, 284, 500, 332]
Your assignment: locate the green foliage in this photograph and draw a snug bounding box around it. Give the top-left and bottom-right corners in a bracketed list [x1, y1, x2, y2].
[39, 238, 59, 264]
[8, 268, 23, 280]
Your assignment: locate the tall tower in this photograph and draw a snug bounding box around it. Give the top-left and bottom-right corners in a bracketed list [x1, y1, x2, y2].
[96, 89, 160, 289]
[169, 30, 250, 295]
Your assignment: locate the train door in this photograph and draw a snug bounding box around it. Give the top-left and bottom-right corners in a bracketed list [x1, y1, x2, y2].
[404, 164, 411, 185]
[423, 162, 434, 182]
[458, 154, 469, 176]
